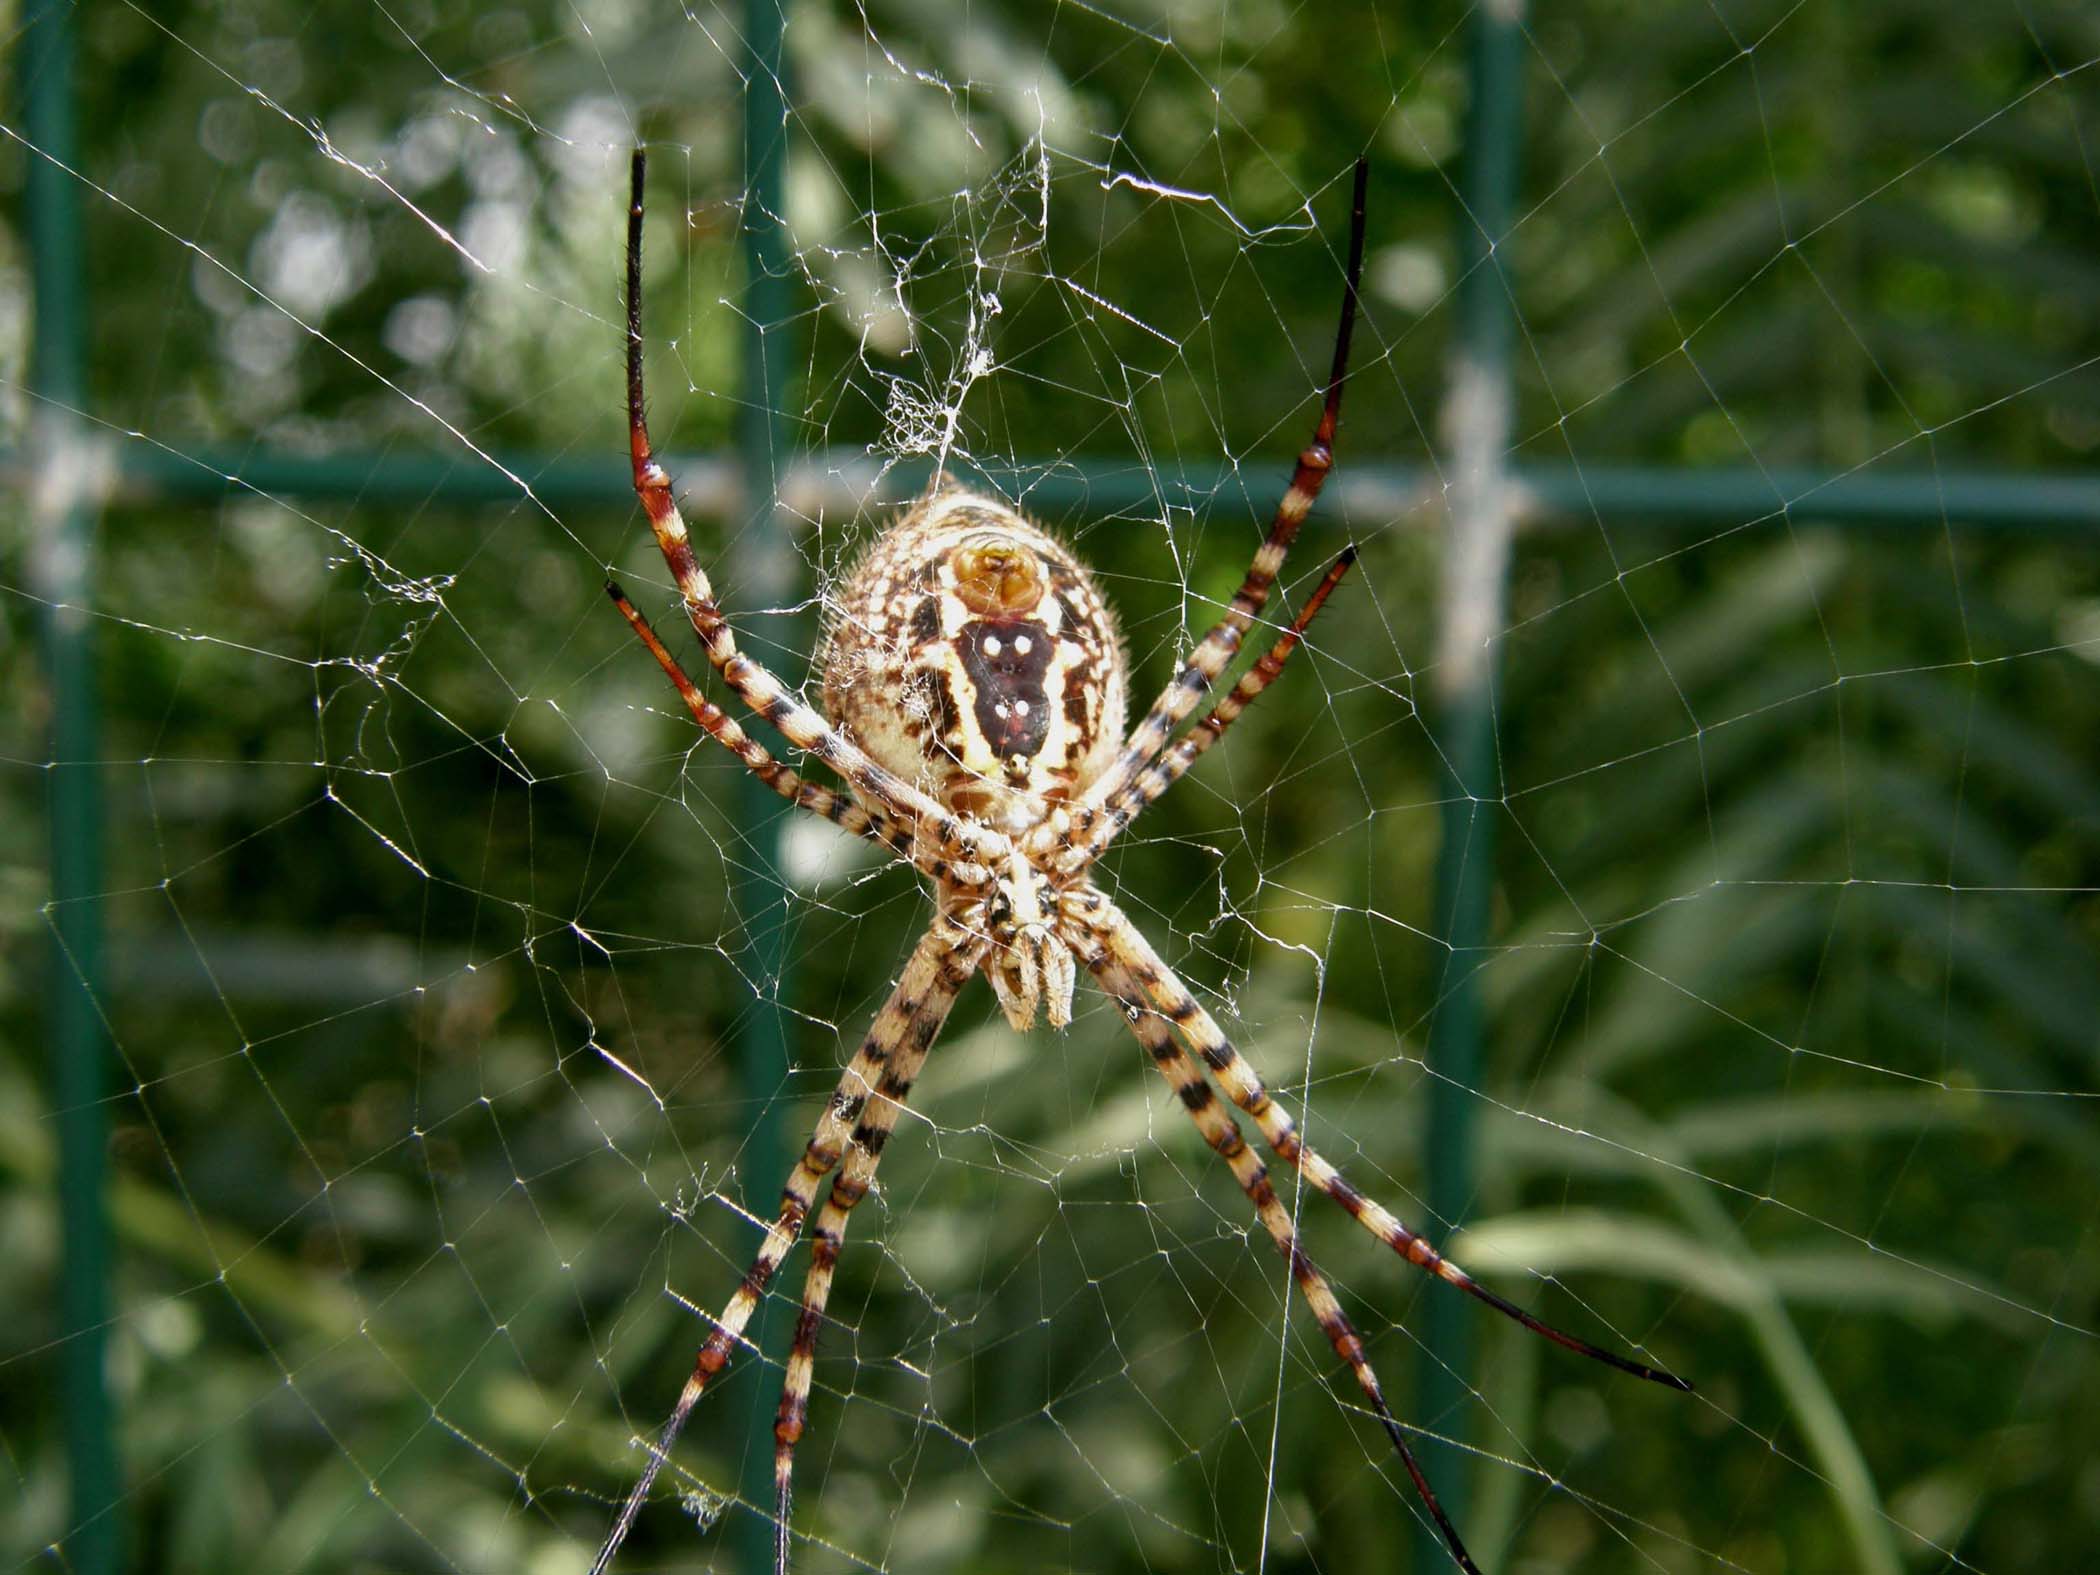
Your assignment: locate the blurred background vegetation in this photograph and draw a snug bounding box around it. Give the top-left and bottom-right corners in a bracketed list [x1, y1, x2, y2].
[5, 2, 2099, 1572]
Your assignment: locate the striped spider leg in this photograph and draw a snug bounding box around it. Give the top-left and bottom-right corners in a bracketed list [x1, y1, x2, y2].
[1058, 543, 1358, 872]
[1043, 160, 1371, 875]
[590, 919, 985, 1575]
[606, 585, 922, 864]
[622, 150, 1007, 890]
[602, 147, 1684, 1575]
[1081, 950, 1480, 1567]
[1064, 893, 1693, 1573]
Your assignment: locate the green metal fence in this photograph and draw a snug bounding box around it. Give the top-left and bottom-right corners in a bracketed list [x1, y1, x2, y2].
[21, 2, 2099, 1571]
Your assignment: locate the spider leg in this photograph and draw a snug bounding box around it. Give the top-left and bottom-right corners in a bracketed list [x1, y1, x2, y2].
[1086, 951, 1481, 1575]
[771, 929, 981, 1574]
[592, 919, 981, 1574]
[1065, 548, 1356, 870]
[609, 583, 923, 861]
[1076, 158, 1367, 826]
[1086, 896, 1693, 1392]
[624, 150, 1001, 874]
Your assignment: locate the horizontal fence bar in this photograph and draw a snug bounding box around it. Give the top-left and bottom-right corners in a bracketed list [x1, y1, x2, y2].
[1523, 463, 2100, 532]
[10, 441, 2099, 532]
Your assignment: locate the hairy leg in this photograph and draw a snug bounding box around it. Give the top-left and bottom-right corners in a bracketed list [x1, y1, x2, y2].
[1076, 160, 1368, 825]
[1085, 949, 1480, 1573]
[1085, 896, 1691, 1392]
[1063, 548, 1355, 869]
[769, 925, 982, 1573]
[591, 919, 980, 1574]
[623, 150, 1002, 871]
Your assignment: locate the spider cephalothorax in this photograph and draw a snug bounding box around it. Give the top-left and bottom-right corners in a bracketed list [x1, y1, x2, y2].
[598, 151, 1689, 1575]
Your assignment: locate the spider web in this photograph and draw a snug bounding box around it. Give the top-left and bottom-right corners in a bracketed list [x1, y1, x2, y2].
[6, 3, 2100, 1572]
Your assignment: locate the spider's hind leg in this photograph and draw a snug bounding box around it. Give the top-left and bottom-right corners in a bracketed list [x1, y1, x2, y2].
[1063, 546, 1356, 868]
[608, 583, 919, 859]
[1077, 157, 1369, 823]
[623, 149, 999, 875]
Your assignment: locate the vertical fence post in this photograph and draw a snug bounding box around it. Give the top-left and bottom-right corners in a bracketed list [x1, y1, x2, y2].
[729, 0, 799, 1562]
[23, 2, 120, 1571]
[1416, 3, 1524, 1565]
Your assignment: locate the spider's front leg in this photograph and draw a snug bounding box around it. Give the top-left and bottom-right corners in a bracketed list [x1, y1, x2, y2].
[1078, 942, 1481, 1574]
[1084, 893, 1691, 1392]
[769, 914, 987, 1574]
[1053, 889, 1691, 1572]
[591, 919, 983, 1575]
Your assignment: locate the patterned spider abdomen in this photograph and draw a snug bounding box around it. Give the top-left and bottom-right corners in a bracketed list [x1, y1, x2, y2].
[821, 483, 1126, 831]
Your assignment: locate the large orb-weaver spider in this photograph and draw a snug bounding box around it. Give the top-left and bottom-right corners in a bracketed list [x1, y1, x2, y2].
[595, 150, 1690, 1575]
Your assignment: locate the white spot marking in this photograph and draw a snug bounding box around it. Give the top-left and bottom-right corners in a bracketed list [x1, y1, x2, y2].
[1013, 634, 1033, 655]
[1014, 700, 1030, 717]
[983, 636, 1002, 656]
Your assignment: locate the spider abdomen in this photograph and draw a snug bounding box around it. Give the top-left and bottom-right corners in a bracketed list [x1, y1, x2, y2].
[821, 484, 1126, 831]
[957, 617, 1054, 758]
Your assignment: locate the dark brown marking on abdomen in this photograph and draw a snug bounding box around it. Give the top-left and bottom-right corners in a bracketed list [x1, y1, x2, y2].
[958, 618, 1053, 759]
[908, 595, 941, 648]
[1062, 664, 1092, 736]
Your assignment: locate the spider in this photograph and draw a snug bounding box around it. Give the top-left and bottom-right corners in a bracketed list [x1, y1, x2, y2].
[595, 150, 1690, 1575]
